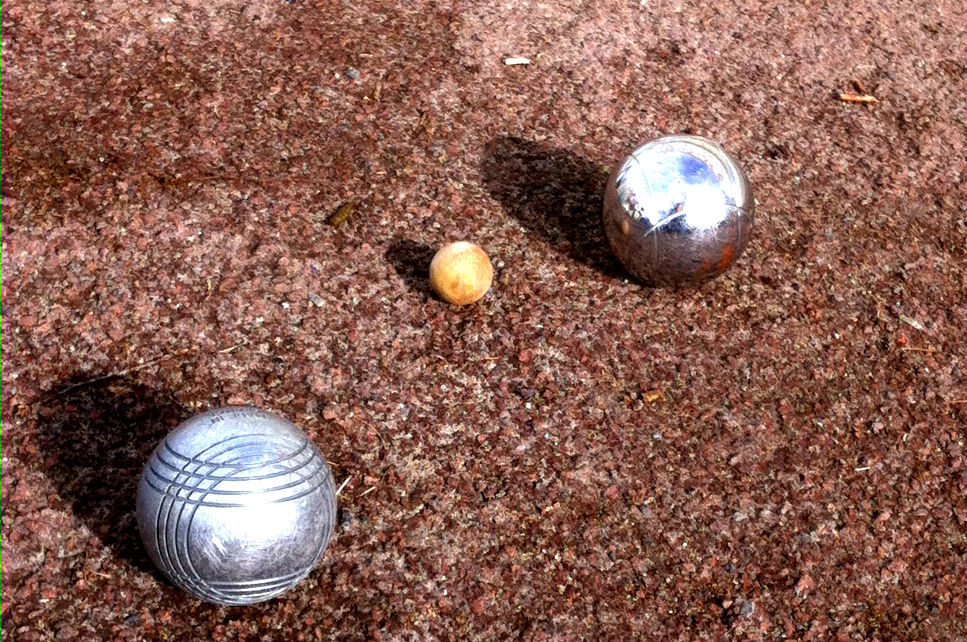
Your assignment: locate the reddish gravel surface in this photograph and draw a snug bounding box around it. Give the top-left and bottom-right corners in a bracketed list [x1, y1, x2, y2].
[3, 0, 966, 640]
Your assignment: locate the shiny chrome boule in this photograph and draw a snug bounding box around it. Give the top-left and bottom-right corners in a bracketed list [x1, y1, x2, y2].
[136, 406, 336, 605]
[603, 134, 754, 287]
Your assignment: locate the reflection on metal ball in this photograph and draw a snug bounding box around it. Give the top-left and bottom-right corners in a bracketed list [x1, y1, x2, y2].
[602, 134, 754, 287]
[136, 406, 336, 605]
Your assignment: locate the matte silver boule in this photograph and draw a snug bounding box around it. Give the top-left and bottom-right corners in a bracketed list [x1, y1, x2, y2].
[136, 406, 336, 605]
[602, 134, 754, 287]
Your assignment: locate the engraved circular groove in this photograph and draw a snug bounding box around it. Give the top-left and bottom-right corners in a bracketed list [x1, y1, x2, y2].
[137, 407, 337, 605]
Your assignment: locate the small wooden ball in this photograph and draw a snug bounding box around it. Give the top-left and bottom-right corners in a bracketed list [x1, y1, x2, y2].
[429, 241, 493, 305]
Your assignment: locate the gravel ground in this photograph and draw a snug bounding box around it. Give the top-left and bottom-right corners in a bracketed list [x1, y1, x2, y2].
[2, 0, 965, 639]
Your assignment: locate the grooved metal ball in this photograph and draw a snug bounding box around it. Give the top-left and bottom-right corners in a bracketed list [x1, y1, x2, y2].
[136, 406, 336, 605]
[602, 134, 754, 287]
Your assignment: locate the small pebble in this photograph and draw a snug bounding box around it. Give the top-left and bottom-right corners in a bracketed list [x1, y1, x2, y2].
[346, 67, 360, 80]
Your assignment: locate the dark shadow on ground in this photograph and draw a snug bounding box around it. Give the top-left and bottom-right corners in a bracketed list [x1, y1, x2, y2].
[385, 238, 437, 295]
[481, 136, 622, 277]
[33, 377, 190, 574]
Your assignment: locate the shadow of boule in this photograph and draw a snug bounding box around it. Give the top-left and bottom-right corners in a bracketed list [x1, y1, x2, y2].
[33, 377, 190, 575]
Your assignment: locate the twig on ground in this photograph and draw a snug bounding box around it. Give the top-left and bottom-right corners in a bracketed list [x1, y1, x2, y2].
[335, 476, 352, 497]
[839, 92, 877, 103]
[43, 349, 193, 400]
[218, 341, 248, 354]
[43, 341, 245, 400]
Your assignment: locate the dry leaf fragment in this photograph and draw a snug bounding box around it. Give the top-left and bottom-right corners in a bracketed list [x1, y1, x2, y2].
[328, 202, 355, 227]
